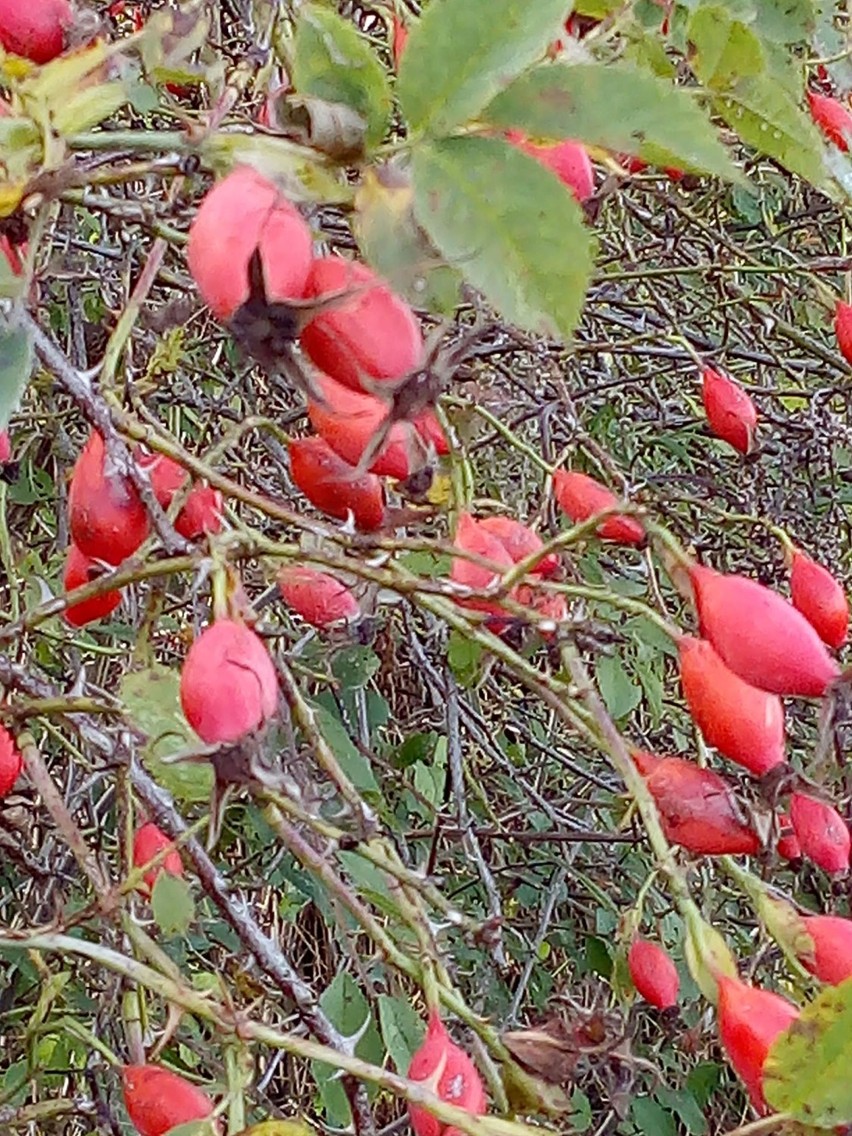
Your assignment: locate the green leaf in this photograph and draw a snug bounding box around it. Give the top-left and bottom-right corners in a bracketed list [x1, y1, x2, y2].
[712, 76, 827, 184]
[151, 872, 196, 939]
[482, 63, 737, 179]
[313, 972, 383, 1125]
[397, 0, 568, 136]
[292, 4, 391, 150]
[686, 6, 765, 89]
[235, 1124, 314, 1136]
[162, 1123, 218, 1136]
[0, 318, 33, 430]
[120, 665, 214, 804]
[354, 165, 462, 315]
[631, 1097, 677, 1136]
[378, 994, 425, 1074]
[764, 979, 852, 1125]
[711, 0, 815, 43]
[447, 628, 484, 687]
[596, 654, 641, 721]
[311, 703, 381, 795]
[330, 646, 380, 690]
[413, 136, 593, 342]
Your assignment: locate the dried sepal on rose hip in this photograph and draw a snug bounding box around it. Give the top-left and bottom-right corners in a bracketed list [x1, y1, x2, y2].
[180, 618, 278, 745]
[407, 1009, 487, 1136]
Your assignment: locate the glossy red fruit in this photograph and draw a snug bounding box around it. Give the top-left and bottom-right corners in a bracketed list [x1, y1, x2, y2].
[289, 435, 386, 531]
[0, 428, 11, 464]
[702, 367, 757, 455]
[137, 451, 223, 540]
[277, 565, 360, 628]
[789, 548, 848, 649]
[776, 813, 801, 861]
[627, 938, 679, 1009]
[807, 89, 852, 151]
[688, 564, 840, 698]
[678, 637, 785, 777]
[506, 130, 594, 202]
[122, 1064, 216, 1136]
[790, 792, 850, 874]
[180, 618, 278, 744]
[187, 166, 313, 321]
[307, 372, 447, 480]
[716, 975, 799, 1114]
[300, 257, 424, 392]
[68, 431, 150, 565]
[798, 915, 852, 985]
[0, 724, 22, 798]
[407, 1010, 487, 1136]
[517, 584, 567, 631]
[478, 516, 561, 579]
[62, 543, 123, 627]
[0, 0, 73, 63]
[835, 300, 852, 365]
[632, 750, 761, 856]
[132, 822, 183, 896]
[450, 513, 516, 618]
[553, 470, 645, 545]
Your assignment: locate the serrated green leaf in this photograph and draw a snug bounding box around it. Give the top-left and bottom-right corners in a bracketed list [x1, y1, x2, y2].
[596, 654, 641, 721]
[292, 4, 391, 150]
[710, 0, 815, 43]
[687, 6, 765, 90]
[397, 0, 568, 136]
[764, 980, 852, 1125]
[313, 973, 383, 1125]
[482, 63, 737, 179]
[713, 76, 827, 184]
[413, 136, 593, 342]
[330, 646, 380, 690]
[311, 703, 380, 795]
[120, 665, 214, 804]
[378, 994, 424, 1074]
[151, 872, 196, 939]
[0, 318, 33, 430]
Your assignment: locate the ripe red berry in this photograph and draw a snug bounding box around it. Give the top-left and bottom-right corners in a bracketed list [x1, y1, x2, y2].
[702, 367, 757, 455]
[288, 435, 386, 531]
[0, 724, 22, 798]
[122, 1064, 217, 1136]
[789, 792, 850, 875]
[277, 565, 360, 628]
[0, 429, 10, 465]
[478, 515, 561, 579]
[407, 1010, 487, 1136]
[688, 564, 839, 698]
[180, 618, 278, 744]
[552, 470, 645, 545]
[627, 938, 679, 1009]
[788, 548, 848, 649]
[187, 166, 313, 321]
[300, 256, 424, 392]
[307, 371, 447, 480]
[776, 813, 801, 861]
[136, 451, 223, 540]
[798, 914, 852, 985]
[678, 636, 785, 777]
[632, 750, 761, 856]
[62, 543, 123, 627]
[132, 822, 184, 896]
[807, 89, 852, 151]
[716, 975, 799, 1114]
[68, 431, 150, 565]
[0, 0, 73, 63]
[505, 131, 594, 202]
[835, 300, 852, 366]
[450, 513, 516, 619]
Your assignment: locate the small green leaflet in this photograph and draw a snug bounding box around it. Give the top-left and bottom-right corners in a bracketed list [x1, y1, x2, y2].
[0, 318, 34, 430]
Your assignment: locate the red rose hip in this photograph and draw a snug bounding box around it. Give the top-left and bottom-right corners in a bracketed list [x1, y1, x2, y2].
[277, 565, 360, 628]
[122, 1063, 217, 1136]
[0, 724, 22, 798]
[62, 543, 123, 627]
[68, 431, 150, 565]
[407, 1010, 487, 1136]
[289, 435, 386, 531]
[788, 547, 848, 649]
[553, 470, 645, 545]
[132, 822, 184, 895]
[702, 367, 757, 455]
[716, 975, 798, 1114]
[627, 938, 679, 1009]
[0, 0, 73, 63]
